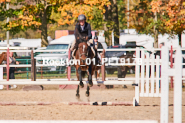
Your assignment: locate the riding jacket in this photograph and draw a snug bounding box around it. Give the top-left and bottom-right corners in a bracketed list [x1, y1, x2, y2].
[74, 22, 92, 40]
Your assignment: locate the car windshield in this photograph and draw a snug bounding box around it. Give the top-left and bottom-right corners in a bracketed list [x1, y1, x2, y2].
[106, 51, 126, 57]
[106, 51, 123, 54]
[45, 44, 69, 54]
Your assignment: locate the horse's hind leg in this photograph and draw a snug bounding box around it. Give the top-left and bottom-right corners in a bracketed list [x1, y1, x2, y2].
[78, 67, 84, 88]
[88, 66, 93, 87]
[95, 71, 97, 81]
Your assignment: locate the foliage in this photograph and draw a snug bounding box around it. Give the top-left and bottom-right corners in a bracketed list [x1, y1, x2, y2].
[131, 0, 185, 36]
[58, 0, 111, 26]
[151, 0, 185, 35]
[117, 0, 127, 30]
[131, 0, 159, 35]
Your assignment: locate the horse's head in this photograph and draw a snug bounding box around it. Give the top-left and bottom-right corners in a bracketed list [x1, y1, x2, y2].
[1, 52, 7, 61]
[78, 42, 89, 63]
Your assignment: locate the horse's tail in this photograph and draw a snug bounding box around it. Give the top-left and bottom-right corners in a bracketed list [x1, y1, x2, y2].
[81, 71, 86, 78]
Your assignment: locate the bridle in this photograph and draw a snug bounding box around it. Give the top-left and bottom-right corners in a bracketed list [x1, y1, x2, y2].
[78, 44, 89, 59]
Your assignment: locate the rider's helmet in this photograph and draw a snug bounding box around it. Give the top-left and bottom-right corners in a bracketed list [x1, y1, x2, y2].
[78, 14, 86, 21]
[94, 36, 98, 40]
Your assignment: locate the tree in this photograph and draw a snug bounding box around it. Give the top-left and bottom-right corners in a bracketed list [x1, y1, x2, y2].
[131, 0, 185, 47]
[151, 0, 185, 46]
[57, 0, 112, 46]
[0, 0, 20, 40]
[4, 0, 61, 47]
[118, 0, 127, 30]
[130, 0, 165, 48]
[5, 0, 110, 47]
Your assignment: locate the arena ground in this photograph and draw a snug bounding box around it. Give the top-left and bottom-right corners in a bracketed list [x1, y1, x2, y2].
[0, 85, 184, 122]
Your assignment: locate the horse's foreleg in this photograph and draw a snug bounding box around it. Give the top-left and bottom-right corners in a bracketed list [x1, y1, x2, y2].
[88, 65, 93, 87]
[76, 85, 80, 98]
[86, 85, 90, 97]
[95, 71, 97, 81]
[75, 66, 80, 98]
[78, 67, 84, 88]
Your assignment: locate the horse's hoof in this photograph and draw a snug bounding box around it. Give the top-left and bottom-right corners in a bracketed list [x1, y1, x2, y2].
[80, 82, 84, 88]
[76, 94, 80, 99]
[88, 81, 93, 87]
[86, 91, 90, 97]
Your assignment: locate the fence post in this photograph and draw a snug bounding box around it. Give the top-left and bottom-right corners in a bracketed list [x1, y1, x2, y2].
[0, 67, 3, 89]
[170, 45, 173, 88]
[26, 59, 29, 79]
[6, 47, 9, 90]
[174, 46, 182, 123]
[101, 49, 105, 81]
[68, 49, 71, 81]
[31, 50, 36, 81]
[134, 47, 140, 105]
[160, 46, 169, 123]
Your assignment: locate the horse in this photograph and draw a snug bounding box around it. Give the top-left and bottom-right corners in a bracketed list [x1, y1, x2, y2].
[117, 54, 135, 78]
[94, 52, 102, 80]
[0, 52, 7, 64]
[73, 29, 96, 98]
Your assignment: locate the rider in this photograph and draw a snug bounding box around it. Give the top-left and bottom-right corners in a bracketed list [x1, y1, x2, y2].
[71, 14, 93, 51]
[93, 36, 103, 64]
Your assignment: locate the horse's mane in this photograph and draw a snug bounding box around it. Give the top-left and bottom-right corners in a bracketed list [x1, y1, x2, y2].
[75, 28, 88, 44]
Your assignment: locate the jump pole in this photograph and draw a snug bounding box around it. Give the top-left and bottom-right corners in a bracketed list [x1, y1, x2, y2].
[59, 49, 71, 89]
[0, 101, 133, 106]
[68, 49, 71, 81]
[31, 50, 36, 81]
[6, 47, 9, 90]
[101, 49, 105, 81]
[6, 0, 10, 90]
[170, 45, 173, 88]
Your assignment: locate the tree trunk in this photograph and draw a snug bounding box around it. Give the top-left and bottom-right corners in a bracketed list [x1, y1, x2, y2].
[103, 4, 112, 46]
[154, 12, 158, 48]
[111, 0, 119, 45]
[103, 0, 119, 46]
[41, 9, 48, 47]
[178, 33, 181, 46]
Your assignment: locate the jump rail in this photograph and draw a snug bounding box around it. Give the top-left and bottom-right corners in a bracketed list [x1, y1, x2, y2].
[0, 120, 158, 123]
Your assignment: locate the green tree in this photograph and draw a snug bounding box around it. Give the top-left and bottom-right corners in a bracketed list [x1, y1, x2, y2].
[4, 0, 61, 47]
[152, 0, 185, 46]
[131, 0, 166, 48]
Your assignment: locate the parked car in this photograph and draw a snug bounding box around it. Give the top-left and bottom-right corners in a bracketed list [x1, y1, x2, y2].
[105, 44, 146, 77]
[105, 45, 126, 74]
[35, 35, 75, 73]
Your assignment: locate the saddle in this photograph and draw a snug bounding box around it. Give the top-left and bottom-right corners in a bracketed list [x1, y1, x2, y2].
[72, 43, 96, 60]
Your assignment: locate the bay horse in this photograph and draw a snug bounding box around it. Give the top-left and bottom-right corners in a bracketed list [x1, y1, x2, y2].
[73, 29, 96, 98]
[0, 52, 7, 64]
[118, 54, 135, 78]
[94, 51, 102, 80]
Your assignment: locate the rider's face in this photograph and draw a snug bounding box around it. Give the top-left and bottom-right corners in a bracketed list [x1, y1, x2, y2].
[94, 39, 98, 42]
[79, 20, 85, 26]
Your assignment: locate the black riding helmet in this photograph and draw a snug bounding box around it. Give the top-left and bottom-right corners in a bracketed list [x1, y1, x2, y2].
[94, 36, 98, 40]
[78, 14, 86, 21]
